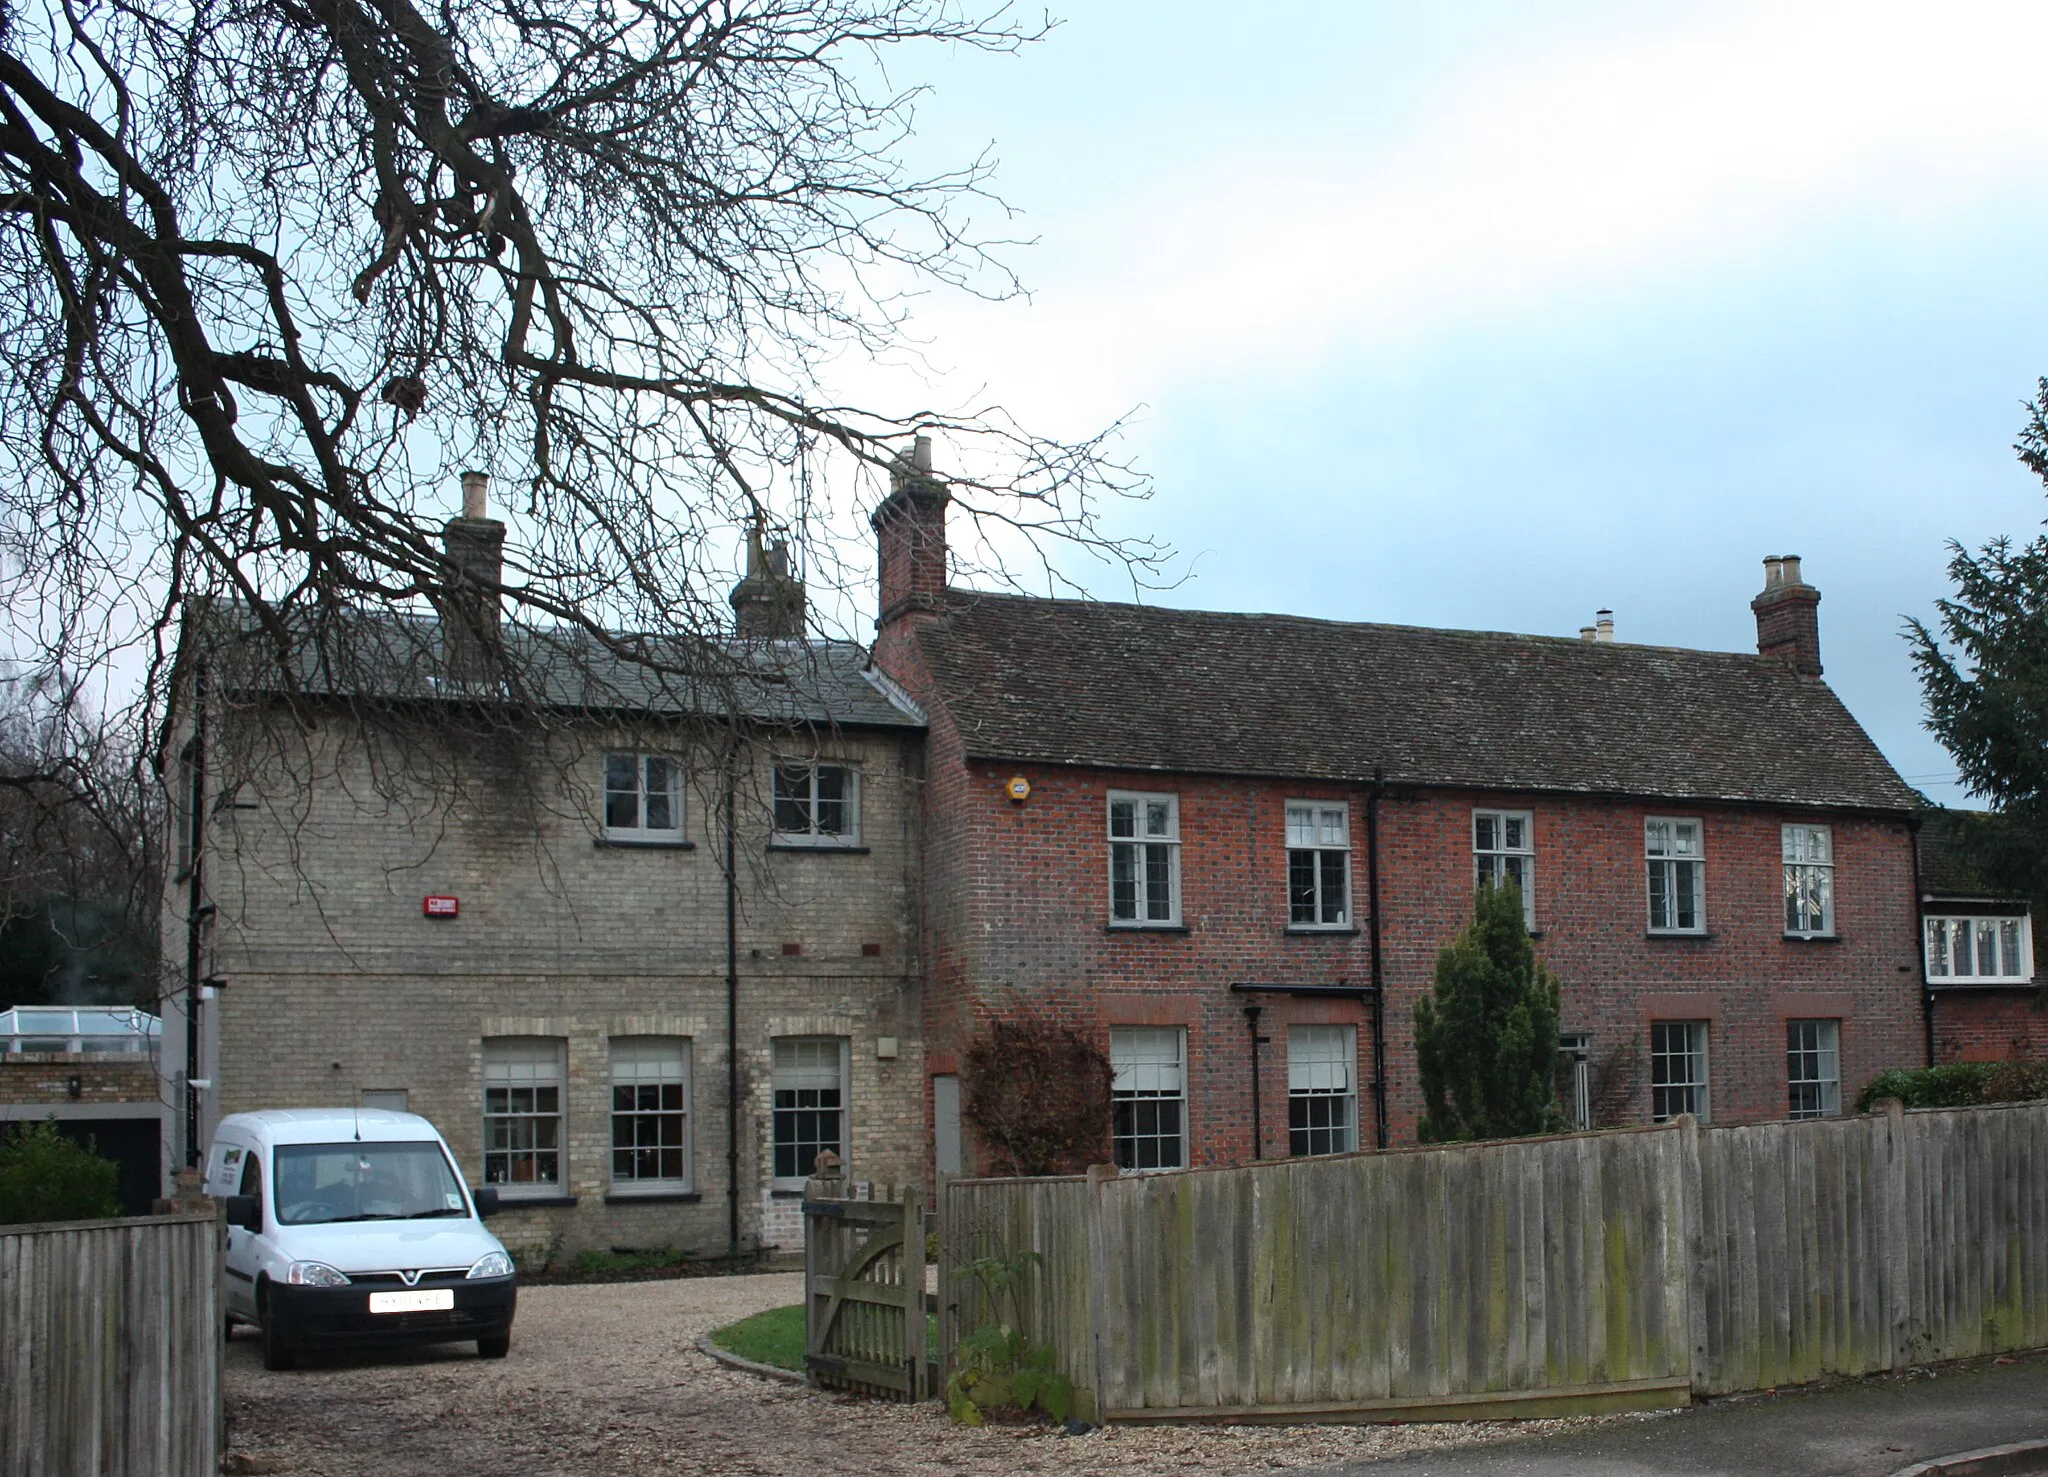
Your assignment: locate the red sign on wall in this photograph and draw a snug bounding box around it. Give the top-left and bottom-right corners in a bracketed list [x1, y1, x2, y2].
[423, 896, 459, 918]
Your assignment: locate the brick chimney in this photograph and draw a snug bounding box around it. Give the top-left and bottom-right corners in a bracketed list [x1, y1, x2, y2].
[440, 470, 505, 681]
[729, 524, 807, 639]
[871, 435, 949, 628]
[1752, 554, 1822, 678]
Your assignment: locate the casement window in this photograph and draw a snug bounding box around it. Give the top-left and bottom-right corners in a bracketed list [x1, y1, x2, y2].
[1649, 1021, 1709, 1123]
[1473, 810, 1535, 927]
[1288, 1025, 1357, 1157]
[771, 1037, 848, 1188]
[1286, 802, 1351, 928]
[1925, 915, 2033, 983]
[483, 1037, 566, 1194]
[1645, 818, 1705, 933]
[1786, 1019, 1841, 1120]
[611, 1037, 691, 1192]
[604, 752, 683, 840]
[1108, 792, 1181, 925]
[1782, 824, 1834, 936]
[1558, 1033, 1592, 1131]
[1110, 1026, 1186, 1171]
[772, 762, 860, 845]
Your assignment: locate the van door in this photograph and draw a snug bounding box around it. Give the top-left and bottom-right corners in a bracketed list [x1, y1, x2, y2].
[223, 1146, 263, 1319]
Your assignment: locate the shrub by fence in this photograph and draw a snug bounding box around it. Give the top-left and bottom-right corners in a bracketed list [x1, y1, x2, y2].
[939, 1102, 2048, 1423]
[0, 1210, 221, 1476]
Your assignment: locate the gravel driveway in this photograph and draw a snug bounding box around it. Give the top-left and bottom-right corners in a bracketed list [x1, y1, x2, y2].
[224, 1272, 1647, 1475]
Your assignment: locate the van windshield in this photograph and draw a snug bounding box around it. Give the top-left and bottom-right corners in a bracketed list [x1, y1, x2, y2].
[273, 1141, 470, 1225]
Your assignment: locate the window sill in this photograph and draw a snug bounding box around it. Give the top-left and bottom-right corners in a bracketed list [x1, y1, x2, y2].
[1106, 923, 1189, 934]
[769, 1187, 808, 1199]
[489, 1194, 578, 1208]
[594, 836, 694, 850]
[603, 1190, 701, 1204]
[1784, 932, 1841, 943]
[1928, 977, 2037, 989]
[768, 841, 870, 854]
[1285, 926, 1361, 936]
[1647, 930, 1714, 941]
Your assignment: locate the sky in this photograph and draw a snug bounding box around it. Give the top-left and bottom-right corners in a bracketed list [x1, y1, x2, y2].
[817, 0, 2048, 808]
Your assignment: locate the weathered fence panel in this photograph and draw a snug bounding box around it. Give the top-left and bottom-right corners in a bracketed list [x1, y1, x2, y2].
[0, 1211, 221, 1477]
[803, 1175, 928, 1400]
[939, 1102, 2048, 1423]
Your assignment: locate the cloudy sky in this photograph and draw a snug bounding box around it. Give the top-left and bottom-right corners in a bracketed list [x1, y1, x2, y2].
[835, 0, 2048, 808]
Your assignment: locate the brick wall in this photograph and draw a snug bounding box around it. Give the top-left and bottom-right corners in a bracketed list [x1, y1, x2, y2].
[1931, 992, 2048, 1063]
[179, 708, 925, 1257]
[0, 1054, 159, 1107]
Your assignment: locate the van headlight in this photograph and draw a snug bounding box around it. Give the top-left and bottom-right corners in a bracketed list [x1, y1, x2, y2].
[467, 1251, 514, 1280]
[285, 1261, 351, 1287]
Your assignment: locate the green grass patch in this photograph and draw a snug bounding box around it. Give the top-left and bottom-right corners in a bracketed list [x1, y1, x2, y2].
[710, 1303, 807, 1371]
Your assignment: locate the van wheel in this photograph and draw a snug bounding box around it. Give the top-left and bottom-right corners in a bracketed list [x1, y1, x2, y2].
[477, 1334, 510, 1360]
[258, 1290, 296, 1371]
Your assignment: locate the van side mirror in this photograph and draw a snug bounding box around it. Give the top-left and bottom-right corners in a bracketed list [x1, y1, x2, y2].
[222, 1195, 261, 1233]
[472, 1186, 499, 1220]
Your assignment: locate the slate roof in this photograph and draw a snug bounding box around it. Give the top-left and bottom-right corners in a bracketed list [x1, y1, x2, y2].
[201, 605, 919, 730]
[912, 593, 1916, 812]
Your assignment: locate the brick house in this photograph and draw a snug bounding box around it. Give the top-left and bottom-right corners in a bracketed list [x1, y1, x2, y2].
[1917, 811, 2040, 1064]
[161, 479, 926, 1258]
[871, 446, 1928, 1172]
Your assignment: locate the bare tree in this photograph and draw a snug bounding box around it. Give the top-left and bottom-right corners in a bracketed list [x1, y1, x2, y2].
[0, 0, 1163, 762]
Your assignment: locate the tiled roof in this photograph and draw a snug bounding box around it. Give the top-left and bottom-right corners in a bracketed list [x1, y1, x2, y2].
[1915, 809, 2009, 898]
[201, 605, 919, 730]
[912, 592, 1916, 811]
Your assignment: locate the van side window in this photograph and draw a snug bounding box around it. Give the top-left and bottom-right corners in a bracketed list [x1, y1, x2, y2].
[238, 1152, 262, 1225]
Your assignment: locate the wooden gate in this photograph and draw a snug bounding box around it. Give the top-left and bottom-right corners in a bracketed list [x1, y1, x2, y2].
[803, 1158, 929, 1399]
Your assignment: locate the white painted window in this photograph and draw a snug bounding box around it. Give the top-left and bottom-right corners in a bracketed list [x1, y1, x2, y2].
[1109, 792, 1181, 925]
[773, 762, 860, 845]
[1474, 809, 1535, 926]
[1287, 1025, 1356, 1156]
[1924, 915, 2033, 983]
[1110, 1027, 1186, 1171]
[1645, 818, 1705, 933]
[604, 752, 683, 840]
[1782, 824, 1834, 936]
[611, 1037, 691, 1191]
[1786, 1019, 1841, 1120]
[1286, 802, 1351, 928]
[771, 1037, 847, 1188]
[1558, 1033, 1592, 1131]
[1650, 1021, 1709, 1123]
[483, 1037, 566, 1194]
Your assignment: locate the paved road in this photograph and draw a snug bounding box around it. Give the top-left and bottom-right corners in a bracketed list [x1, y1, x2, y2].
[1311, 1355, 2048, 1476]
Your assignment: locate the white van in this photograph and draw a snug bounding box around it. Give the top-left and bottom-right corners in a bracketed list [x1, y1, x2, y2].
[205, 1108, 517, 1370]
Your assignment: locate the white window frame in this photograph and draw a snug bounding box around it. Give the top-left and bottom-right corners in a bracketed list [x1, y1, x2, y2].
[1287, 1025, 1357, 1156]
[1782, 824, 1835, 937]
[770, 1037, 849, 1190]
[1645, 817, 1706, 934]
[1473, 809, 1535, 928]
[482, 1037, 566, 1197]
[1286, 801, 1351, 929]
[603, 751, 684, 841]
[1650, 1020, 1709, 1123]
[771, 761, 862, 847]
[1110, 1026, 1186, 1171]
[1558, 1032, 1592, 1131]
[1924, 914, 2034, 984]
[1108, 791, 1182, 926]
[610, 1037, 692, 1193]
[1786, 1019, 1841, 1120]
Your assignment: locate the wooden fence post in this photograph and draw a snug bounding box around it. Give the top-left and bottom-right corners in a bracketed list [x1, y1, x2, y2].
[1085, 1162, 1118, 1422]
[903, 1187, 928, 1400]
[1674, 1114, 1709, 1399]
[1882, 1099, 1911, 1375]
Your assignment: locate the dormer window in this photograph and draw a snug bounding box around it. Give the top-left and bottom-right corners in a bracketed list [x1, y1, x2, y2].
[1925, 914, 2033, 983]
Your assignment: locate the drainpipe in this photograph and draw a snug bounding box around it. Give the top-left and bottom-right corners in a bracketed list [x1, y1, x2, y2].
[1244, 1005, 1265, 1160]
[1910, 814, 1933, 1067]
[183, 663, 207, 1169]
[1366, 766, 1389, 1149]
[725, 748, 741, 1256]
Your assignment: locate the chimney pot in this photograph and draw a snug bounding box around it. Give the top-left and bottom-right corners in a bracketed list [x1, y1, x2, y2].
[911, 434, 933, 472]
[1752, 553, 1822, 678]
[871, 437, 950, 630]
[730, 525, 807, 639]
[1578, 625, 1597, 642]
[461, 470, 489, 520]
[442, 471, 506, 681]
[1595, 609, 1615, 643]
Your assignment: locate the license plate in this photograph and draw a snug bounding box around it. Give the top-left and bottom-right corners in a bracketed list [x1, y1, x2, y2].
[368, 1289, 455, 1314]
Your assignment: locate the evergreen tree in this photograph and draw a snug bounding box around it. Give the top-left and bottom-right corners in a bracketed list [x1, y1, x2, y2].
[1907, 383, 2048, 921]
[1414, 883, 1564, 1143]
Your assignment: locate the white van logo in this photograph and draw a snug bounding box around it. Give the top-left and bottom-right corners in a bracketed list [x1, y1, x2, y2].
[398, 1269, 422, 1287]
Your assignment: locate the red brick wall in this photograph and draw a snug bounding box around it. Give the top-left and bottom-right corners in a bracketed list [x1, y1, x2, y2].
[1930, 992, 2048, 1063]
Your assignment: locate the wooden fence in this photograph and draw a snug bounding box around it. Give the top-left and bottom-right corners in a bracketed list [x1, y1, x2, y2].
[0, 1210, 222, 1476]
[940, 1102, 2048, 1424]
[803, 1168, 930, 1400]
